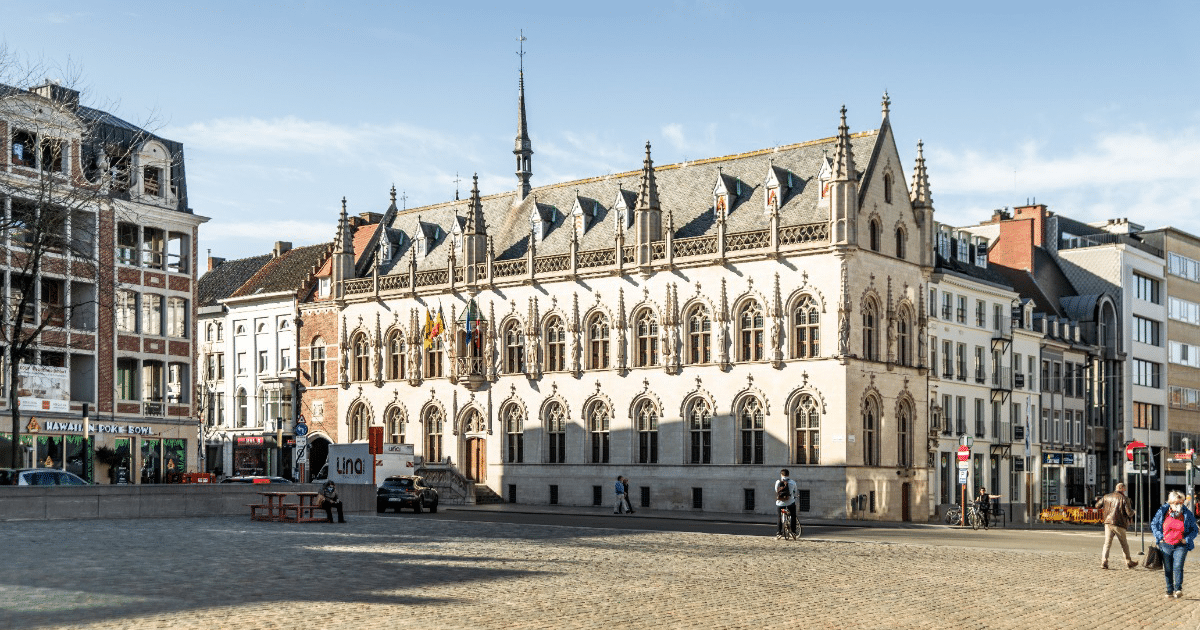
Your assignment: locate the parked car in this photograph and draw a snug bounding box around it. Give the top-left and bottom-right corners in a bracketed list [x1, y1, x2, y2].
[0, 468, 89, 485]
[219, 476, 293, 484]
[376, 475, 438, 513]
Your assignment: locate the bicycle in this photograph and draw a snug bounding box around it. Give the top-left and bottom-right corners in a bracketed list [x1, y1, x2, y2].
[944, 505, 983, 530]
[777, 505, 800, 540]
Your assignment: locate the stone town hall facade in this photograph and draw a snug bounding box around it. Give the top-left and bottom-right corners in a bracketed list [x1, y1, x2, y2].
[301, 76, 937, 520]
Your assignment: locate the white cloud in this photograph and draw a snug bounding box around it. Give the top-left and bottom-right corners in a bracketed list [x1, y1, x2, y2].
[44, 12, 89, 24]
[164, 117, 474, 159]
[930, 127, 1200, 235]
[660, 122, 718, 160]
[931, 128, 1200, 195]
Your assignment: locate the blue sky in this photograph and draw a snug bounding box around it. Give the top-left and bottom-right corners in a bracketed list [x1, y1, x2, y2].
[3, 1, 1198, 260]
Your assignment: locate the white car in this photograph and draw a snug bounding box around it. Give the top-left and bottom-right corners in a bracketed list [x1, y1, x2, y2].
[0, 468, 89, 485]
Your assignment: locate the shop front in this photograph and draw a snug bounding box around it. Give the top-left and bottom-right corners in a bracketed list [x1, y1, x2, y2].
[1040, 452, 1086, 507]
[3, 416, 191, 484]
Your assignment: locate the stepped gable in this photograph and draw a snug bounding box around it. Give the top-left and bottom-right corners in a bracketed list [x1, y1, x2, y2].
[231, 244, 330, 298]
[380, 130, 879, 275]
[198, 255, 272, 307]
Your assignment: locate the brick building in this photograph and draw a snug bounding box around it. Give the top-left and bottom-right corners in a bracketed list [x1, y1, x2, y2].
[0, 82, 206, 483]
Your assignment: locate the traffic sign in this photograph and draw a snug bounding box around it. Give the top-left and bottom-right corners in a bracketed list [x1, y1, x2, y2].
[958, 469, 968, 484]
[294, 422, 309, 437]
[957, 460, 969, 469]
[1126, 441, 1147, 461]
[957, 445, 970, 462]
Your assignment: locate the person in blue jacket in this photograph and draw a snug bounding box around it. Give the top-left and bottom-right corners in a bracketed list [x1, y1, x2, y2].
[1151, 490, 1200, 599]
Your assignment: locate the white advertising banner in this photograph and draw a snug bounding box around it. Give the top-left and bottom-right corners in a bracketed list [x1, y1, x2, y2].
[17, 365, 69, 413]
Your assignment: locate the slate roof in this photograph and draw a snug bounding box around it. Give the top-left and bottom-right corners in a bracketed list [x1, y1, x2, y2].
[372, 131, 880, 275]
[231, 244, 329, 299]
[1059, 294, 1103, 323]
[198, 255, 272, 307]
[934, 253, 1014, 289]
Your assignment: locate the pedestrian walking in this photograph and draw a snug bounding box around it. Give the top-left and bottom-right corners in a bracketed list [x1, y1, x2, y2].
[613, 475, 627, 514]
[1095, 482, 1138, 569]
[622, 476, 635, 513]
[774, 469, 798, 538]
[1151, 490, 1199, 599]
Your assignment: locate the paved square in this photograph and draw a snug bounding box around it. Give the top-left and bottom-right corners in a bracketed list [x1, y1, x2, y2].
[4, 516, 1197, 629]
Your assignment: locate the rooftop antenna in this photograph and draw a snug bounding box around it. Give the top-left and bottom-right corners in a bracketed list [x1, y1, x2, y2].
[517, 29, 527, 73]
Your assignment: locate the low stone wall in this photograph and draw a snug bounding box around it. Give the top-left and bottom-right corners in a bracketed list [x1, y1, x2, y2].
[0, 483, 376, 521]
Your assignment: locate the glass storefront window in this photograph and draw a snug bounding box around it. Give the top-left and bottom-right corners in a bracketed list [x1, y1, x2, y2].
[140, 439, 161, 484]
[36, 435, 63, 469]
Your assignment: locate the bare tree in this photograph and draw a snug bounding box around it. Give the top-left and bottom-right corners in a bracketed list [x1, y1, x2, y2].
[0, 52, 171, 470]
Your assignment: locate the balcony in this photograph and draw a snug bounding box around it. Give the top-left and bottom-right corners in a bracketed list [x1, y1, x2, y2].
[455, 357, 487, 391]
[991, 368, 1014, 391]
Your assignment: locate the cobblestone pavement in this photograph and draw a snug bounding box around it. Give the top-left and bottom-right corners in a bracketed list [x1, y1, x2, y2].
[3, 515, 1198, 630]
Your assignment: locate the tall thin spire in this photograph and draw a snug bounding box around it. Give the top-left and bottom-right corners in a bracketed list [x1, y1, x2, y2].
[910, 140, 932, 207]
[832, 105, 856, 181]
[637, 141, 660, 210]
[466, 173, 486, 235]
[514, 30, 533, 201]
[334, 196, 352, 253]
[881, 91, 891, 121]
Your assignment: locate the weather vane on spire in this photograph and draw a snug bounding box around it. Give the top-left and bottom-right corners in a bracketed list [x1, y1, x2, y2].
[517, 29, 527, 73]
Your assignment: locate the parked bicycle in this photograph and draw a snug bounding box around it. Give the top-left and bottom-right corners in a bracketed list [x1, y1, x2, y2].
[943, 504, 984, 529]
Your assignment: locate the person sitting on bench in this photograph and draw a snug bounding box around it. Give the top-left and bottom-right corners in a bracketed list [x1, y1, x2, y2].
[320, 480, 346, 523]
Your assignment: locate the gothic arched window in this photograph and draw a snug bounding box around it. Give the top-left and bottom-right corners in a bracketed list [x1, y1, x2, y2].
[897, 399, 913, 468]
[424, 406, 444, 463]
[863, 396, 880, 466]
[793, 395, 820, 465]
[352, 332, 370, 381]
[687, 397, 712, 464]
[587, 313, 610, 370]
[635, 399, 658, 464]
[504, 404, 524, 464]
[348, 402, 370, 443]
[386, 406, 405, 444]
[862, 298, 880, 362]
[386, 330, 405, 380]
[545, 401, 566, 464]
[686, 304, 711, 365]
[635, 310, 658, 367]
[738, 300, 764, 362]
[503, 321, 524, 374]
[587, 400, 610, 463]
[791, 295, 819, 359]
[738, 396, 765, 464]
[545, 316, 566, 372]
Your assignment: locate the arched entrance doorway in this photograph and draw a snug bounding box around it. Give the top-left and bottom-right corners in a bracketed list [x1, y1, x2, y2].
[464, 437, 486, 482]
[308, 436, 330, 482]
[459, 408, 486, 482]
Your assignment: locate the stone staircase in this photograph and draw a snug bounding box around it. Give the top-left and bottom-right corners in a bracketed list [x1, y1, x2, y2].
[474, 484, 506, 504]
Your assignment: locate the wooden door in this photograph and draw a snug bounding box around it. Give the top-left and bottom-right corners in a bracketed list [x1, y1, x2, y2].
[466, 437, 486, 482]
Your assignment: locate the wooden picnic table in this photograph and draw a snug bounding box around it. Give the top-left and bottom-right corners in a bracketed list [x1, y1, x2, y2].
[249, 491, 327, 523]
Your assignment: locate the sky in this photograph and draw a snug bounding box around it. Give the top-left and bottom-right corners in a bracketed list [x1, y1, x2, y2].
[2, 1, 1198, 261]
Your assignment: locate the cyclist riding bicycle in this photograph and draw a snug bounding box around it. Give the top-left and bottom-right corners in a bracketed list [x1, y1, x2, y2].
[775, 469, 799, 539]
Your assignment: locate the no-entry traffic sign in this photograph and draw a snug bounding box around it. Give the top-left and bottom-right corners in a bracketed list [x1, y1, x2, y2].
[957, 445, 970, 462]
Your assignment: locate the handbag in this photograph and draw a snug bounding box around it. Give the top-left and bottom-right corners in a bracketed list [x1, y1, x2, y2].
[1144, 545, 1163, 570]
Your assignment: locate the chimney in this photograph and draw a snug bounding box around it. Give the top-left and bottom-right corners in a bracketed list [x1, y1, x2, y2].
[207, 256, 225, 271]
[273, 241, 293, 257]
[31, 81, 80, 108]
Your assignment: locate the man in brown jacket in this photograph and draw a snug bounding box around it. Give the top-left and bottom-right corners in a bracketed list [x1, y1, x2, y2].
[1096, 482, 1137, 569]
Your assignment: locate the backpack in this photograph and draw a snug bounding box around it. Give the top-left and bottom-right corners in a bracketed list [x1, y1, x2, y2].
[776, 480, 791, 502]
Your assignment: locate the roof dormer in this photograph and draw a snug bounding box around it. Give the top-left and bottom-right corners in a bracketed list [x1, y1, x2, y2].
[763, 164, 791, 214]
[713, 171, 740, 220]
[414, 216, 439, 260]
[571, 194, 600, 240]
[816, 156, 833, 202]
[530, 202, 555, 243]
[134, 139, 178, 208]
[612, 188, 636, 234]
